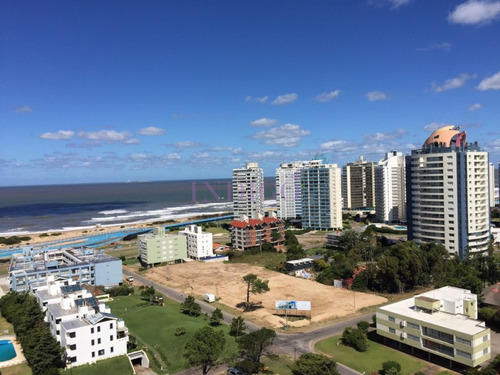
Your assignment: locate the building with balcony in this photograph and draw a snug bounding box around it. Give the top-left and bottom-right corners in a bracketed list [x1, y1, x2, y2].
[489, 162, 495, 208]
[301, 160, 342, 230]
[137, 227, 187, 266]
[231, 216, 285, 251]
[232, 162, 264, 219]
[406, 126, 490, 257]
[32, 277, 128, 368]
[9, 247, 122, 292]
[276, 161, 314, 219]
[375, 151, 406, 224]
[342, 155, 376, 210]
[179, 225, 213, 259]
[376, 286, 490, 368]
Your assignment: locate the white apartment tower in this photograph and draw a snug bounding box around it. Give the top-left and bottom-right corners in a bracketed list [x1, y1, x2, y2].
[276, 161, 311, 219]
[375, 151, 406, 224]
[301, 160, 342, 230]
[180, 225, 213, 259]
[342, 156, 376, 210]
[489, 162, 495, 208]
[406, 126, 490, 258]
[232, 162, 264, 219]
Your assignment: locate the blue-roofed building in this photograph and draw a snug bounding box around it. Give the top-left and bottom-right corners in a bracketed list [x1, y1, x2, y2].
[9, 246, 122, 292]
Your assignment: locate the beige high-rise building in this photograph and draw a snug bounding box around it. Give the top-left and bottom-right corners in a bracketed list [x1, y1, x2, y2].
[406, 126, 490, 257]
[232, 162, 264, 219]
[342, 156, 376, 210]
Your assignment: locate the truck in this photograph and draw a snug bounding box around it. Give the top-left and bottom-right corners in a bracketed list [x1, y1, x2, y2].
[203, 293, 216, 303]
[126, 276, 134, 282]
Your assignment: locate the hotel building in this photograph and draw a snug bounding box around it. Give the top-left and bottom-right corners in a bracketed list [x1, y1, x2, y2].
[300, 160, 342, 230]
[232, 162, 264, 219]
[375, 151, 406, 224]
[137, 227, 187, 265]
[342, 156, 376, 210]
[406, 126, 490, 257]
[377, 286, 490, 368]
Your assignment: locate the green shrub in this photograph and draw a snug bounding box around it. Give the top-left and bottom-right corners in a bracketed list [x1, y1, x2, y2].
[356, 320, 370, 332]
[380, 360, 401, 375]
[341, 327, 368, 352]
[175, 327, 186, 336]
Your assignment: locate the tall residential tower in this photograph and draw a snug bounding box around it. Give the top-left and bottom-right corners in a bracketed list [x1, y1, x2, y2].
[406, 126, 490, 258]
[375, 151, 406, 224]
[275, 161, 311, 219]
[342, 156, 376, 210]
[232, 162, 264, 219]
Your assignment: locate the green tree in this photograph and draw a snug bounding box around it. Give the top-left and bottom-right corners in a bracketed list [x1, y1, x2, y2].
[237, 327, 276, 363]
[338, 229, 360, 252]
[380, 360, 401, 375]
[341, 327, 368, 352]
[140, 285, 156, 300]
[292, 353, 339, 375]
[242, 274, 270, 311]
[356, 320, 370, 332]
[180, 295, 201, 316]
[230, 316, 246, 336]
[184, 326, 226, 375]
[210, 308, 224, 326]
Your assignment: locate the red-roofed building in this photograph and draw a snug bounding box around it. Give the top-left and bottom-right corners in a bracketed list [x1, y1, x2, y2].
[231, 217, 285, 251]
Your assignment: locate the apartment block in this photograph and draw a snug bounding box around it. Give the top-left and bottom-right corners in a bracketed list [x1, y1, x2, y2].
[32, 277, 128, 368]
[231, 216, 285, 251]
[179, 225, 213, 259]
[301, 160, 342, 230]
[137, 227, 187, 265]
[375, 151, 406, 224]
[406, 126, 490, 257]
[342, 156, 376, 210]
[232, 162, 264, 219]
[276, 161, 312, 219]
[9, 247, 122, 292]
[377, 286, 490, 368]
[489, 162, 495, 208]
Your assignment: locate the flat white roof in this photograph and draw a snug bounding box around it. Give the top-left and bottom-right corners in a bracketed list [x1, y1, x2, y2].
[379, 286, 486, 336]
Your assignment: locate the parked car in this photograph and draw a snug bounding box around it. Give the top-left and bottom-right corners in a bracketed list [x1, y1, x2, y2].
[227, 367, 245, 375]
[203, 293, 215, 303]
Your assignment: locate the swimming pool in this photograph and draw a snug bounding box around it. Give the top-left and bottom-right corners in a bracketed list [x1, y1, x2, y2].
[0, 340, 17, 362]
[394, 226, 407, 230]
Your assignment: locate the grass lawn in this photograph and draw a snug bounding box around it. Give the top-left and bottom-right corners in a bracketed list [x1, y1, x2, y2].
[107, 291, 239, 374]
[0, 364, 33, 375]
[61, 355, 133, 375]
[261, 355, 294, 375]
[0, 259, 11, 276]
[316, 334, 425, 375]
[0, 313, 14, 334]
[229, 251, 286, 270]
[204, 226, 230, 235]
[106, 247, 138, 260]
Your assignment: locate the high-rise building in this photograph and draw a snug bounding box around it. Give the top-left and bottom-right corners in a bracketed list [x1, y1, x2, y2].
[375, 151, 406, 224]
[232, 162, 264, 219]
[275, 161, 312, 219]
[342, 156, 376, 210]
[301, 160, 342, 230]
[406, 126, 490, 258]
[489, 162, 495, 208]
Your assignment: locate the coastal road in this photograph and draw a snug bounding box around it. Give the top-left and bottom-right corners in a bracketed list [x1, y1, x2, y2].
[122, 267, 364, 375]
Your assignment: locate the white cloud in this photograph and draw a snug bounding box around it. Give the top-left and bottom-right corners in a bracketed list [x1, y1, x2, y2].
[252, 124, 310, 147]
[389, 0, 412, 8]
[366, 91, 387, 101]
[138, 126, 166, 136]
[363, 129, 408, 141]
[78, 130, 140, 145]
[245, 95, 268, 103]
[174, 141, 201, 149]
[250, 118, 278, 127]
[423, 122, 452, 132]
[448, 0, 500, 25]
[320, 139, 354, 151]
[431, 73, 475, 92]
[272, 93, 298, 105]
[468, 103, 483, 111]
[415, 42, 451, 52]
[315, 90, 341, 103]
[15, 105, 32, 113]
[39, 130, 75, 140]
[477, 71, 500, 90]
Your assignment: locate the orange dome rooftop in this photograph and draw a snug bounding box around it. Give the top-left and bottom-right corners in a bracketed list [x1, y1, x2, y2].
[423, 125, 466, 148]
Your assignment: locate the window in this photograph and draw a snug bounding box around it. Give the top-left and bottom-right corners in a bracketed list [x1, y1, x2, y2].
[407, 322, 419, 330]
[456, 349, 471, 359]
[111, 347, 114, 353]
[110, 323, 113, 329]
[98, 349, 105, 356]
[110, 335, 113, 341]
[389, 327, 395, 334]
[69, 344, 76, 350]
[97, 338, 101, 344]
[91, 328, 94, 334]
[69, 332, 76, 338]
[408, 334, 420, 342]
[484, 348, 489, 355]
[92, 352, 95, 358]
[91, 339, 95, 346]
[483, 334, 489, 342]
[456, 337, 471, 346]
[388, 316, 395, 322]
[422, 326, 453, 344]
[97, 326, 101, 333]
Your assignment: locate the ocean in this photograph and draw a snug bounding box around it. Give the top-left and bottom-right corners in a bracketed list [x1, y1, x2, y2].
[0, 178, 276, 235]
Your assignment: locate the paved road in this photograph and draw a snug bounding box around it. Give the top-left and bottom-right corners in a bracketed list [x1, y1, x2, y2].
[123, 268, 363, 375]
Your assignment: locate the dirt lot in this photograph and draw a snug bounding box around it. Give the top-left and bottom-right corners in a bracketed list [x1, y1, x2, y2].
[141, 262, 387, 329]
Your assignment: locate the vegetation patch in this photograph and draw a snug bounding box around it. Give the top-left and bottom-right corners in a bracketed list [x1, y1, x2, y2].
[0, 236, 31, 245]
[61, 355, 133, 375]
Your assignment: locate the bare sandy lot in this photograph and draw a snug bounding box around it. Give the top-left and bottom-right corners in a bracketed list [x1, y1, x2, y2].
[142, 262, 387, 328]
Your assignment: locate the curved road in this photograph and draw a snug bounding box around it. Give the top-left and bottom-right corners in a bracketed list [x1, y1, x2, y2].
[123, 268, 365, 375]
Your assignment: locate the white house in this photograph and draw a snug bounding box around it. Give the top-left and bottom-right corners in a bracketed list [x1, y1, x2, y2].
[180, 225, 213, 259]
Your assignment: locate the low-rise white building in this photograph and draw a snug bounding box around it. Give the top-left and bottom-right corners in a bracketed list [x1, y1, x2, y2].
[179, 225, 213, 259]
[33, 278, 128, 368]
[377, 286, 490, 368]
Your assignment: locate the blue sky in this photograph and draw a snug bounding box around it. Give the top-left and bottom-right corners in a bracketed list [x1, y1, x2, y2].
[1, 0, 499, 186]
